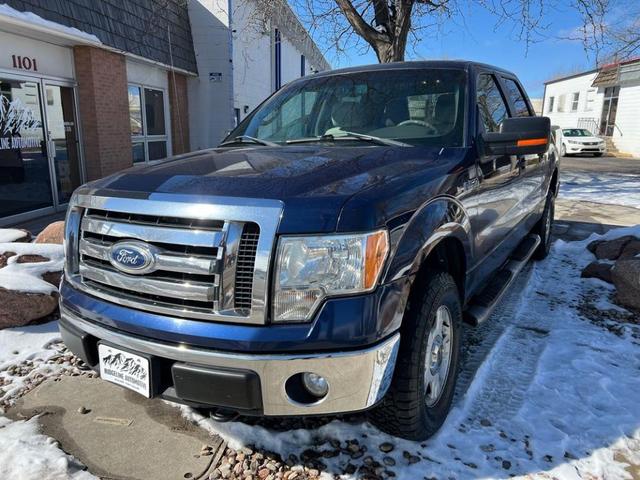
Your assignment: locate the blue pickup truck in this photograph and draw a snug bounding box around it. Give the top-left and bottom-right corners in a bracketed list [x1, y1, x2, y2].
[59, 61, 558, 440]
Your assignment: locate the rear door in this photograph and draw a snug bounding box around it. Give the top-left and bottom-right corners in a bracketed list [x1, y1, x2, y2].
[498, 75, 544, 225]
[470, 72, 523, 278]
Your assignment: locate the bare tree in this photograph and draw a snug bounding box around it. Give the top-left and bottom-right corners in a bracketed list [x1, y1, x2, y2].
[281, 0, 639, 65]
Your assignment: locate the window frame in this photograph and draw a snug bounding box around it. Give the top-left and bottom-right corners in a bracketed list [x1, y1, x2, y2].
[548, 96, 555, 113]
[128, 82, 171, 164]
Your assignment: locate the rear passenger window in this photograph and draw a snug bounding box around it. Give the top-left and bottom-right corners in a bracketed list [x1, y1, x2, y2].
[501, 78, 531, 117]
[477, 74, 508, 133]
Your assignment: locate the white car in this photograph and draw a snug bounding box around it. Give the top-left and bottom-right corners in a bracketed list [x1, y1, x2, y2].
[561, 128, 606, 157]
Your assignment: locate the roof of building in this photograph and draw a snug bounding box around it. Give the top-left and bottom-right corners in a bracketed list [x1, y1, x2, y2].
[3, 0, 198, 73]
[544, 57, 640, 85]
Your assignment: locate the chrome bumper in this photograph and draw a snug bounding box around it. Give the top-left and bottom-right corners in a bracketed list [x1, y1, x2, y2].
[60, 306, 400, 416]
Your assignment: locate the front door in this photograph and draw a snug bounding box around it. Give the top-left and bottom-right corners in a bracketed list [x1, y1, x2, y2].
[599, 86, 619, 137]
[44, 84, 82, 205]
[0, 77, 53, 220]
[0, 73, 82, 225]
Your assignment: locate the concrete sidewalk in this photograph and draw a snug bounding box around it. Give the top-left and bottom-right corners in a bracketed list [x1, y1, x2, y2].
[8, 376, 225, 480]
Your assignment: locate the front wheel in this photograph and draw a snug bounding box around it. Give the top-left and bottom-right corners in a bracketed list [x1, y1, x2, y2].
[560, 143, 567, 156]
[594, 152, 603, 157]
[369, 272, 462, 440]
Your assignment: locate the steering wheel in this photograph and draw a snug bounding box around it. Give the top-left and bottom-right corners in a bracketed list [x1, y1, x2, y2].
[397, 119, 437, 134]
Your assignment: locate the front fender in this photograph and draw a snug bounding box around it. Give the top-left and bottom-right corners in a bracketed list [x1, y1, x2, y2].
[382, 196, 473, 286]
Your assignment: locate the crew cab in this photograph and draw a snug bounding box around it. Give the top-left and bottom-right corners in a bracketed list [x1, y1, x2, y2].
[59, 61, 559, 440]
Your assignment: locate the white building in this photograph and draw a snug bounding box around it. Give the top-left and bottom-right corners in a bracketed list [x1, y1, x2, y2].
[188, 0, 330, 150]
[542, 58, 640, 157]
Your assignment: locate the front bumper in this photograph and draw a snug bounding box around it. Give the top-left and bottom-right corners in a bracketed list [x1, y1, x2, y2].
[59, 306, 400, 416]
[566, 143, 606, 154]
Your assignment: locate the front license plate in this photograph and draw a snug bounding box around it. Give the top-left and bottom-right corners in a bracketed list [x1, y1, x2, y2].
[98, 344, 150, 397]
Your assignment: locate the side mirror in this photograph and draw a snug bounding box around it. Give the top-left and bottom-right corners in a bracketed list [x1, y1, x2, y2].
[482, 116, 551, 156]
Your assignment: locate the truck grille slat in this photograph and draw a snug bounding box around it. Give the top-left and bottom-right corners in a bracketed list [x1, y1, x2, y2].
[234, 224, 260, 310]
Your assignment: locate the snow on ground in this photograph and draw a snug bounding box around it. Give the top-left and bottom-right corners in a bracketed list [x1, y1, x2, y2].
[0, 242, 64, 294]
[560, 172, 640, 209]
[182, 229, 640, 479]
[0, 321, 97, 479]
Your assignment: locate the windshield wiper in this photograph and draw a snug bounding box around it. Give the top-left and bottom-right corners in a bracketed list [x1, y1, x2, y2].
[286, 132, 410, 147]
[219, 135, 279, 147]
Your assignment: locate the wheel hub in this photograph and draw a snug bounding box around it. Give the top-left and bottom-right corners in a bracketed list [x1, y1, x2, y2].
[424, 305, 453, 407]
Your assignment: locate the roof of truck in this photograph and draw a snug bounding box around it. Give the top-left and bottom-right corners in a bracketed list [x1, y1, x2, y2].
[312, 60, 517, 78]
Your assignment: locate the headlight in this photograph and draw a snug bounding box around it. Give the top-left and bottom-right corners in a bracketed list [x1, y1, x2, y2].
[273, 230, 389, 322]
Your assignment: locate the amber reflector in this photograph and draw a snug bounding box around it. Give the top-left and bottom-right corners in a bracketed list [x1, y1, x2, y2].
[364, 231, 389, 289]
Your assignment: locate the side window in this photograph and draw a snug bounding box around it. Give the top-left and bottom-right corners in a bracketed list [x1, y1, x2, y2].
[501, 77, 531, 117]
[477, 74, 508, 133]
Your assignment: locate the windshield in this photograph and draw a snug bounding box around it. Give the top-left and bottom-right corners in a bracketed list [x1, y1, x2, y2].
[562, 128, 594, 137]
[227, 68, 467, 147]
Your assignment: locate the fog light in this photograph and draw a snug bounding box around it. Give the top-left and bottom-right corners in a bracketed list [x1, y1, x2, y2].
[302, 372, 329, 398]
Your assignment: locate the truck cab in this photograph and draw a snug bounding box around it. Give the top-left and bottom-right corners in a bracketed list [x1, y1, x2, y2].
[59, 61, 558, 440]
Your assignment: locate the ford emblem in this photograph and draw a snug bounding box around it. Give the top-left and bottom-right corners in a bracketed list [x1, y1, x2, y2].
[109, 241, 156, 274]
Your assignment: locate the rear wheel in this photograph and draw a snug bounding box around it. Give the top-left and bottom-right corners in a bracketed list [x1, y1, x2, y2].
[533, 190, 555, 260]
[370, 272, 462, 440]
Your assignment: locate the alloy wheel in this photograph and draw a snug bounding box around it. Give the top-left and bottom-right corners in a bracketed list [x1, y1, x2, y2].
[424, 305, 453, 407]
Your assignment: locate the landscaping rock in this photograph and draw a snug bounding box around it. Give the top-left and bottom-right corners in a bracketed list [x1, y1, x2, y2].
[0, 288, 59, 329]
[34, 221, 64, 245]
[611, 260, 640, 312]
[581, 261, 613, 283]
[16, 254, 49, 264]
[619, 238, 640, 259]
[41, 271, 62, 287]
[591, 235, 637, 260]
[0, 251, 16, 268]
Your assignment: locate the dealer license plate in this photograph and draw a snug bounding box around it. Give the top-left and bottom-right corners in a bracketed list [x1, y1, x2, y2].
[98, 344, 150, 397]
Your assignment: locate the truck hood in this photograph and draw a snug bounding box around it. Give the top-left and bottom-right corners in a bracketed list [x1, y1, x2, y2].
[84, 145, 460, 233]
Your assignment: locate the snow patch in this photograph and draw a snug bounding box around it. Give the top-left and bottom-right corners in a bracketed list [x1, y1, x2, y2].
[0, 416, 95, 479]
[0, 229, 27, 243]
[560, 172, 640, 209]
[0, 4, 101, 44]
[0, 242, 63, 294]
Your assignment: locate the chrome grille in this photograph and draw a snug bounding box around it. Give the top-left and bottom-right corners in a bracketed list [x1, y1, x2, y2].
[76, 208, 259, 321]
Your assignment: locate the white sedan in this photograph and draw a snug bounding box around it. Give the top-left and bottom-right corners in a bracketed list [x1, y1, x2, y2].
[561, 128, 606, 157]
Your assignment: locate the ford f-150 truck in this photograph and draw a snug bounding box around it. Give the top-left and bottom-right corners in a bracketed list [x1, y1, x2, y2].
[59, 61, 558, 440]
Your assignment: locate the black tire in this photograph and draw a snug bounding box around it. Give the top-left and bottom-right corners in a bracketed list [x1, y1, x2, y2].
[594, 152, 603, 157]
[560, 144, 567, 157]
[369, 272, 462, 440]
[533, 190, 555, 260]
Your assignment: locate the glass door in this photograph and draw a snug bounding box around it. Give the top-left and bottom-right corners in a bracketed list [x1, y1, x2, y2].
[599, 86, 619, 137]
[0, 77, 54, 220]
[44, 84, 82, 205]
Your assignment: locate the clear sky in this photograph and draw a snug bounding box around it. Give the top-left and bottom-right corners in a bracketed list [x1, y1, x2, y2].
[304, 2, 602, 98]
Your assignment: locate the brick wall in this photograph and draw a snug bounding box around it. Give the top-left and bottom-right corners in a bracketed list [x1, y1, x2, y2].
[74, 46, 132, 180]
[168, 72, 190, 155]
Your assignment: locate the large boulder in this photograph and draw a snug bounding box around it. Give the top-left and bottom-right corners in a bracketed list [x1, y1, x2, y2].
[588, 235, 638, 261]
[619, 238, 640, 260]
[34, 221, 64, 245]
[0, 288, 59, 329]
[611, 259, 640, 312]
[581, 261, 613, 283]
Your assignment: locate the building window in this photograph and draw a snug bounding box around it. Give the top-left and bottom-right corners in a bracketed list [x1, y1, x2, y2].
[128, 85, 168, 163]
[234, 108, 241, 127]
[557, 94, 566, 112]
[301, 55, 306, 77]
[548, 96, 554, 112]
[274, 29, 282, 90]
[571, 92, 580, 111]
[585, 89, 596, 111]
